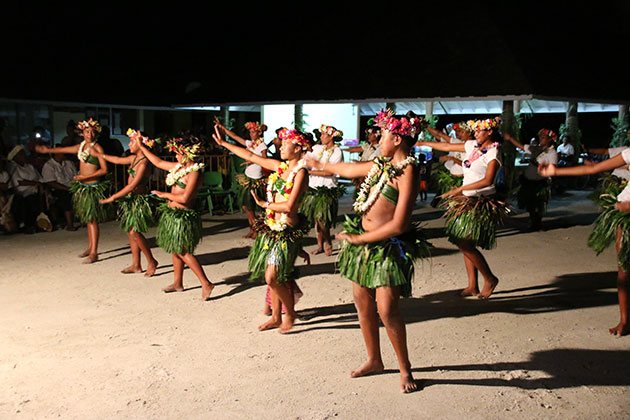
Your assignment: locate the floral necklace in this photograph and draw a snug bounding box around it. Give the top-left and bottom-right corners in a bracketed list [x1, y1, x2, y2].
[316, 144, 338, 164]
[165, 162, 205, 188]
[463, 141, 499, 168]
[353, 155, 417, 215]
[77, 140, 96, 163]
[265, 159, 307, 231]
[247, 137, 264, 151]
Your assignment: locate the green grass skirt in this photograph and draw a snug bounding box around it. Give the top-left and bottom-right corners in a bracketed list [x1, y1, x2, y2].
[156, 204, 202, 254]
[590, 174, 628, 208]
[434, 165, 463, 194]
[300, 185, 346, 228]
[235, 174, 267, 211]
[117, 194, 156, 233]
[441, 195, 511, 250]
[248, 215, 309, 283]
[516, 175, 551, 213]
[337, 216, 431, 297]
[70, 180, 111, 224]
[587, 194, 630, 271]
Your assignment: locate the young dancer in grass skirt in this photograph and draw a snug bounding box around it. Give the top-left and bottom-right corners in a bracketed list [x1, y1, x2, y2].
[92, 129, 159, 276]
[418, 117, 509, 300]
[36, 118, 109, 264]
[307, 109, 430, 393]
[213, 124, 310, 333]
[540, 148, 630, 336]
[136, 133, 214, 301]
[426, 122, 471, 197]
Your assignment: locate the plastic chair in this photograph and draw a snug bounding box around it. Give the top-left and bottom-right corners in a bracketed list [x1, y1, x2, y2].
[197, 171, 234, 215]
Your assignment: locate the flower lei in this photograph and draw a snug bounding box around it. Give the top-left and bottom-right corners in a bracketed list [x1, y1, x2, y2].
[314, 144, 339, 164]
[77, 140, 96, 163]
[77, 118, 102, 133]
[165, 162, 205, 188]
[265, 159, 307, 231]
[463, 142, 499, 168]
[353, 155, 417, 215]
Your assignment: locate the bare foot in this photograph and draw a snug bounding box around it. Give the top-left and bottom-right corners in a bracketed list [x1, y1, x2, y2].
[162, 284, 184, 293]
[324, 243, 333, 257]
[400, 372, 418, 394]
[144, 260, 159, 277]
[201, 283, 214, 301]
[121, 266, 142, 274]
[609, 321, 629, 337]
[350, 360, 385, 378]
[478, 276, 499, 299]
[78, 249, 90, 258]
[460, 287, 480, 297]
[279, 312, 297, 334]
[82, 254, 98, 264]
[262, 304, 272, 316]
[311, 247, 324, 255]
[301, 252, 311, 265]
[258, 318, 281, 331]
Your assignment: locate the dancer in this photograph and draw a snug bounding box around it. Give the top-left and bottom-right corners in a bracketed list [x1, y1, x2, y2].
[93, 129, 159, 276]
[213, 124, 310, 333]
[35, 118, 108, 263]
[302, 124, 345, 256]
[540, 148, 630, 336]
[418, 117, 509, 299]
[307, 110, 430, 393]
[504, 128, 558, 231]
[214, 119, 268, 238]
[137, 133, 214, 300]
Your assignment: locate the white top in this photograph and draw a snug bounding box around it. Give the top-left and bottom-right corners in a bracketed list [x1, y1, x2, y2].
[42, 158, 77, 187]
[523, 145, 558, 181]
[10, 163, 41, 197]
[609, 147, 630, 180]
[462, 140, 502, 197]
[617, 148, 630, 202]
[557, 143, 574, 156]
[308, 144, 344, 188]
[444, 137, 465, 176]
[0, 170, 9, 184]
[360, 143, 380, 162]
[244, 140, 267, 179]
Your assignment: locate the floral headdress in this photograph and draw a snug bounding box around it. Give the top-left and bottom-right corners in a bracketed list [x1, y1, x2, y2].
[244, 121, 267, 135]
[452, 122, 473, 132]
[319, 124, 344, 139]
[126, 128, 156, 148]
[365, 125, 381, 137]
[373, 109, 425, 138]
[278, 128, 310, 151]
[165, 135, 203, 163]
[466, 117, 502, 131]
[77, 118, 102, 133]
[537, 128, 558, 142]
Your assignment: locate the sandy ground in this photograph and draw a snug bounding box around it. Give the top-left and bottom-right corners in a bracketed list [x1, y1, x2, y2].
[1, 190, 629, 419]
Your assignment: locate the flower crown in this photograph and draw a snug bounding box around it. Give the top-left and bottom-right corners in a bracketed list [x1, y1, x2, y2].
[467, 117, 502, 131]
[319, 124, 344, 139]
[452, 122, 472, 132]
[244, 121, 267, 135]
[365, 126, 381, 136]
[77, 118, 102, 133]
[278, 128, 310, 151]
[165, 136, 203, 162]
[374, 109, 425, 138]
[126, 128, 156, 148]
[537, 128, 558, 141]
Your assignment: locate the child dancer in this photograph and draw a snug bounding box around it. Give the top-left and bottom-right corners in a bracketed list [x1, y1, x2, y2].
[213, 124, 310, 332]
[307, 110, 430, 393]
[540, 148, 630, 336]
[94, 129, 159, 276]
[35, 118, 108, 263]
[137, 134, 214, 300]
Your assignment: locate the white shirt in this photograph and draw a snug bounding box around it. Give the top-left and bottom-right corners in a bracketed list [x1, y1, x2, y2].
[616, 148, 630, 202]
[42, 158, 77, 187]
[10, 163, 41, 197]
[308, 144, 344, 188]
[244, 140, 267, 179]
[360, 143, 380, 162]
[0, 170, 9, 185]
[444, 137, 465, 176]
[462, 140, 501, 197]
[523, 145, 558, 181]
[609, 147, 630, 180]
[557, 143, 574, 156]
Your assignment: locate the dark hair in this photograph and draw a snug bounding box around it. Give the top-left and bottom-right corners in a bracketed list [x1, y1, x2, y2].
[400, 111, 421, 148]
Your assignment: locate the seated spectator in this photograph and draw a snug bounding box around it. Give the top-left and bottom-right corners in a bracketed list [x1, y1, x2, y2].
[7, 145, 48, 234]
[42, 146, 78, 230]
[0, 156, 17, 233]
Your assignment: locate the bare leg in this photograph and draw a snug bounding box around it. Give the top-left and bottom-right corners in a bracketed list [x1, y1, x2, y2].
[460, 253, 479, 296]
[458, 240, 498, 299]
[79, 225, 90, 257]
[243, 207, 256, 238]
[162, 254, 185, 293]
[322, 225, 333, 256]
[131, 230, 158, 277]
[351, 283, 384, 378]
[263, 265, 297, 333]
[611, 227, 629, 336]
[121, 231, 142, 273]
[64, 211, 77, 230]
[311, 222, 324, 254]
[259, 265, 282, 331]
[82, 221, 99, 264]
[179, 252, 214, 300]
[262, 286, 273, 316]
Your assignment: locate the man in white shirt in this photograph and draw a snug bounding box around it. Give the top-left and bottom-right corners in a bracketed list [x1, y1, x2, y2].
[42, 148, 77, 230]
[7, 145, 46, 233]
[556, 136, 575, 166]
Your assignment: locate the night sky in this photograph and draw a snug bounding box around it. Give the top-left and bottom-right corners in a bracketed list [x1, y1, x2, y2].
[3, 2, 630, 106]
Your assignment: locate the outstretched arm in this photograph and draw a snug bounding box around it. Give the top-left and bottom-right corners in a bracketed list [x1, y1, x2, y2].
[212, 124, 279, 172]
[90, 148, 135, 166]
[426, 127, 452, 143]
[502, 132, 526, 151]
[137, 143, 177, 171]
[35, 144, 79, 155]
[539, 154, 626, 177]
[306, 156, 372, 179]
[416, 141, 466, 152]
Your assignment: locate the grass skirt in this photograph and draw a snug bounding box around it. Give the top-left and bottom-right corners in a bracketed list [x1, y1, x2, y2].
[235, 174, 267, 211]
[70, 180, 111, 224]
[590, 174, 628, 208]
[248, 215, 309, 283]
[117, 194, 156, 233]
[434, 165, 463, 194]
[441, 195, 510, 250]
[587, 194, 630, 271]
[337, 216, 431, 297]
[156, 204, 202, 254]
[516, 175, 551, 213]
[300, 185, 346, 228]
